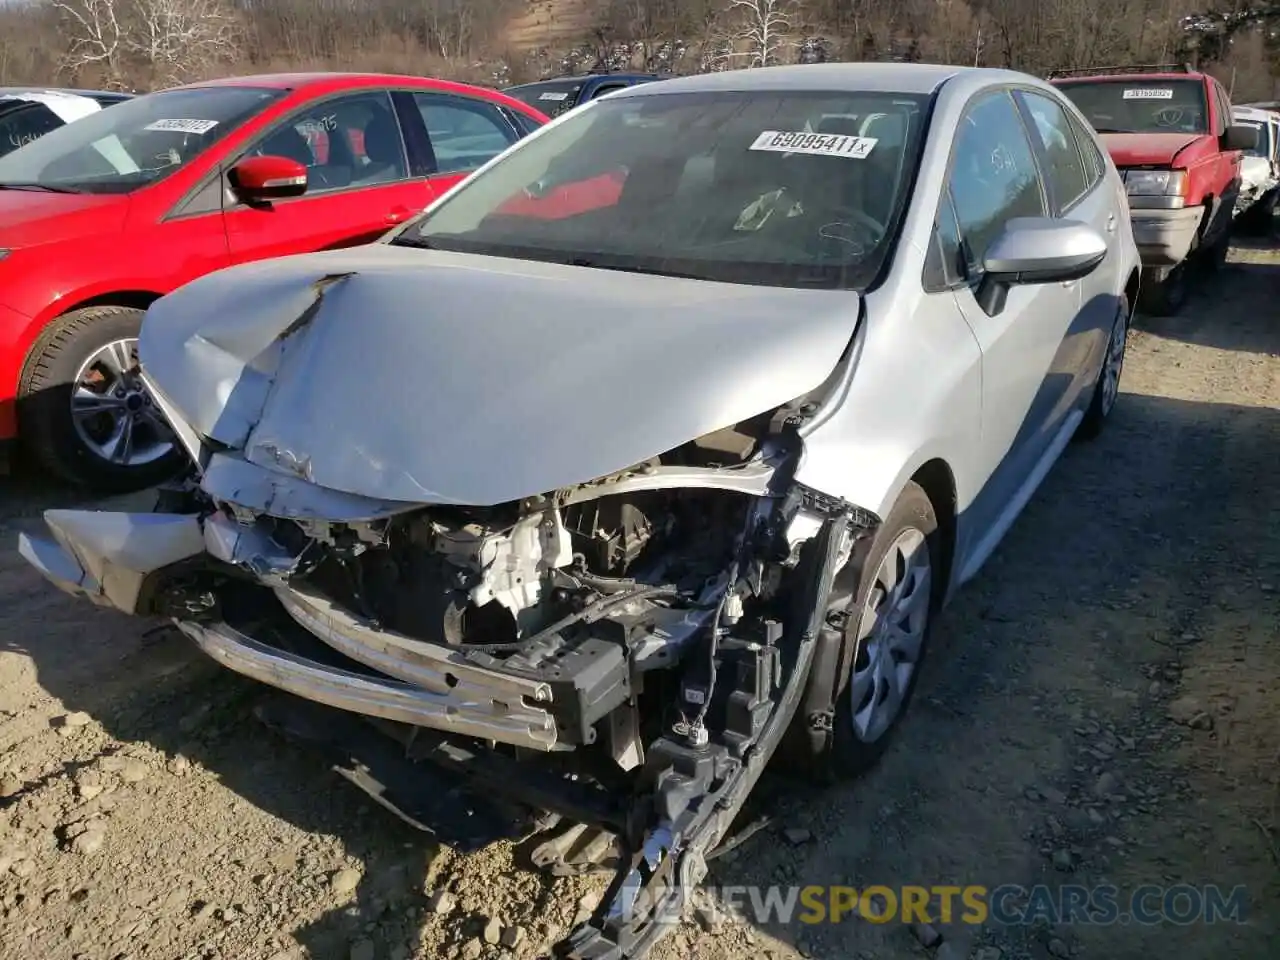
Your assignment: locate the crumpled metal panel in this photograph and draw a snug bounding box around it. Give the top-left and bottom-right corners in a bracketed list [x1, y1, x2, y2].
[138, 245, 859, 506]
[27, 510, 205, 613]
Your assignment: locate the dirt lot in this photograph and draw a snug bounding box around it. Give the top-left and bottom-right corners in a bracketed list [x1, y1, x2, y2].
[1, 247, 1278, 960]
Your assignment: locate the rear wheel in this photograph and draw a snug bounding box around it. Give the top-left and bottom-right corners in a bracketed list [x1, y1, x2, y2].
[780, 481, 940, 783]
[1202, 226, 1230, 273]
[18, 306, 183, 492]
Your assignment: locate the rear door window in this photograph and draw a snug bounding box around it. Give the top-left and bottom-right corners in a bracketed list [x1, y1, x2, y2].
[413, 94, 519, 175]
[589, 83, 630, 100]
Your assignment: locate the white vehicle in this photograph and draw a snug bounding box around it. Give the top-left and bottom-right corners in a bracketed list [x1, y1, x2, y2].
[1231, 104, 1280, 224]
[0, 87, 131, 158]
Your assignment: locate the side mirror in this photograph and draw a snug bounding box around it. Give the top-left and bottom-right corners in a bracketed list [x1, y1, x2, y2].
[975, 217, 1107, 316]
[1223, 124, 1259, 152]
[228, 155, 308, 204]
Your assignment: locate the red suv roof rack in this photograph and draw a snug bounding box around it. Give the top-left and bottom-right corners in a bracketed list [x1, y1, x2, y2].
[1047, 63, 1196, 79]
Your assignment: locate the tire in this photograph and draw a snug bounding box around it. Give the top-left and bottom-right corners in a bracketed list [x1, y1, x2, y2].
[1075, 294, 1130, 442]
[1137, 263, 1188, 316]
[779, 481, 941, 783]
[1203, 227, 1229, 273]
[17, 305, 184, 492]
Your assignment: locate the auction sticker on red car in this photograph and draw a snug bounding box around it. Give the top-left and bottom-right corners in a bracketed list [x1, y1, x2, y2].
[144, 118, 220, 134]
[1121, 89, 1174, 100]
[749, 131, 877, 158]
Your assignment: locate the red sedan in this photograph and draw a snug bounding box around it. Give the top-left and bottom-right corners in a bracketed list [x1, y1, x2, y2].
[0, 72, 547, 489]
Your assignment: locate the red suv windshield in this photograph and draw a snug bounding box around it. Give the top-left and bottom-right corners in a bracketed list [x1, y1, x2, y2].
[1055, 78, 1208, 135]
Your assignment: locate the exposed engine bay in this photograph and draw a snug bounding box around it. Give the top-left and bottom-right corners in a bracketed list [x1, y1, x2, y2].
[21, 430, 881, 960]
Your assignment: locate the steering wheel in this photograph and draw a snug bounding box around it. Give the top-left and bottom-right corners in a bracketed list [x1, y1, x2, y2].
[808, 208, 885, 260]
[1154, 106, 1186, 128]
[824, 207, 885, 248]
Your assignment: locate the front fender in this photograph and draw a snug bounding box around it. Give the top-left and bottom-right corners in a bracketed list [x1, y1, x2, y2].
[791, 287, 982, 525]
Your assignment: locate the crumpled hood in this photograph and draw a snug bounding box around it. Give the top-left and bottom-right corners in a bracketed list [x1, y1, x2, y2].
[139, 244, 860, 505]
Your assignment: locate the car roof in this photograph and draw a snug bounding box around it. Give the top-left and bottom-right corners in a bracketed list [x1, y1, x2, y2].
[1233, 105, 1279, 122]
[0, 86, 128, 102]
[152, 72, 545, 119]
[507, 72, 668, 87]
[173, 72, 480, 92]
[606, 62, 1015, 97]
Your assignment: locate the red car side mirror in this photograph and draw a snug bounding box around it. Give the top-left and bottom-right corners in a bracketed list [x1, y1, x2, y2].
[228, 155, 308, 204]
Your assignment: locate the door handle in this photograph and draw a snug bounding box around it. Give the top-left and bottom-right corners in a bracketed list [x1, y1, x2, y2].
[385, 206, 412, 225]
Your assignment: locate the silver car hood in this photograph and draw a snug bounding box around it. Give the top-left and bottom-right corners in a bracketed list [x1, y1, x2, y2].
[140, 244, 859, 505]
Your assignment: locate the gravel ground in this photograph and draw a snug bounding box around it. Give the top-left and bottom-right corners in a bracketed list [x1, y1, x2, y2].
[1, 245, 1278, 960]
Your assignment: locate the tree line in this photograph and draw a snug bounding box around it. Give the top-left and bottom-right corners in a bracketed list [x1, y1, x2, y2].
[0, 0, 1276, 100]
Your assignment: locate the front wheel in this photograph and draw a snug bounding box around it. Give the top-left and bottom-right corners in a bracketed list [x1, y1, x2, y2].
[780, 481, 940, 783]
[1137, 263, 1188, 316]
[1075, 294, 1130, 441]
[18, 306, 184, 492]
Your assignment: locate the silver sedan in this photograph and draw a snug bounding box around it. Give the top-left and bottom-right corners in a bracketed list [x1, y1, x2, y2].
[20, 62, 1140, 957]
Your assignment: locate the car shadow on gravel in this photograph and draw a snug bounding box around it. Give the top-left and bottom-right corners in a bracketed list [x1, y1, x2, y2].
[653, 389, 1280, 960]
[0, 473, 447, 959]
[1133, 257, 1280, 356]
[3, 390, 1279, 960]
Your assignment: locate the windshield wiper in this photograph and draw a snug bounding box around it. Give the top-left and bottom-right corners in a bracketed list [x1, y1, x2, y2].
[1090, 127, 1131, 134]
[0, 182, 85, 194]
[388, 235, 433, 249]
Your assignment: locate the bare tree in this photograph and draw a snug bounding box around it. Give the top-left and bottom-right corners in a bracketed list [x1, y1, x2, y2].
[51, 0, 127, 86]
[128, 0, 242, 84]
[719, 0, 800, 67]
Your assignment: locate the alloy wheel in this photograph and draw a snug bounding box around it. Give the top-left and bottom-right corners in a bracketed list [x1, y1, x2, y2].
[1100, 308, 1128, 418]
[845, 527, 932, 743]
[70, 337, 174, 467]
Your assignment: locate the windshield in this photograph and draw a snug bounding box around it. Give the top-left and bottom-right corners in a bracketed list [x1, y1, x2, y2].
[0, 86, 284, 193]
[0, 101, 64, 158]
[395, 89, 929, 289]
[504, 80, 584, 117]
[1055, 79, 1208, 135]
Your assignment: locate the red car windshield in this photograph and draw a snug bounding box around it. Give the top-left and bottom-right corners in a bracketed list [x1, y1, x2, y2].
[396, 89, 930, 290]
[0, 85, 284, 193]
[1055, 79, 1209, 135]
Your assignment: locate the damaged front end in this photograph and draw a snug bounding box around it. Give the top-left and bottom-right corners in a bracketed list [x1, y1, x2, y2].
[19, 245, 881, 958]
[21, 430, 878, 959]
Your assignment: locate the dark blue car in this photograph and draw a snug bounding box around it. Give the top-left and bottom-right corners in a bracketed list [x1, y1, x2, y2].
[503, 73, 671, 117]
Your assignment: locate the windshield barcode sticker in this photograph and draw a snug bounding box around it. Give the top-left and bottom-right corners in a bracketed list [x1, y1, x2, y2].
[749, 130, 877, 158]
[1122, 89, 1174, 100]
[144, 118, 219, 134]
[538, 92, 571, 101]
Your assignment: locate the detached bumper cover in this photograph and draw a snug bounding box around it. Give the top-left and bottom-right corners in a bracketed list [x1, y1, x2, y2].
[1129, 206, 1202, 267]
[18, 511, 560, 751]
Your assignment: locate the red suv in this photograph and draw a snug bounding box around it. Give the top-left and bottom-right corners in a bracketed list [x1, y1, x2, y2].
[1050, 64, 1257, 313]
[0, 73, 547, 490]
